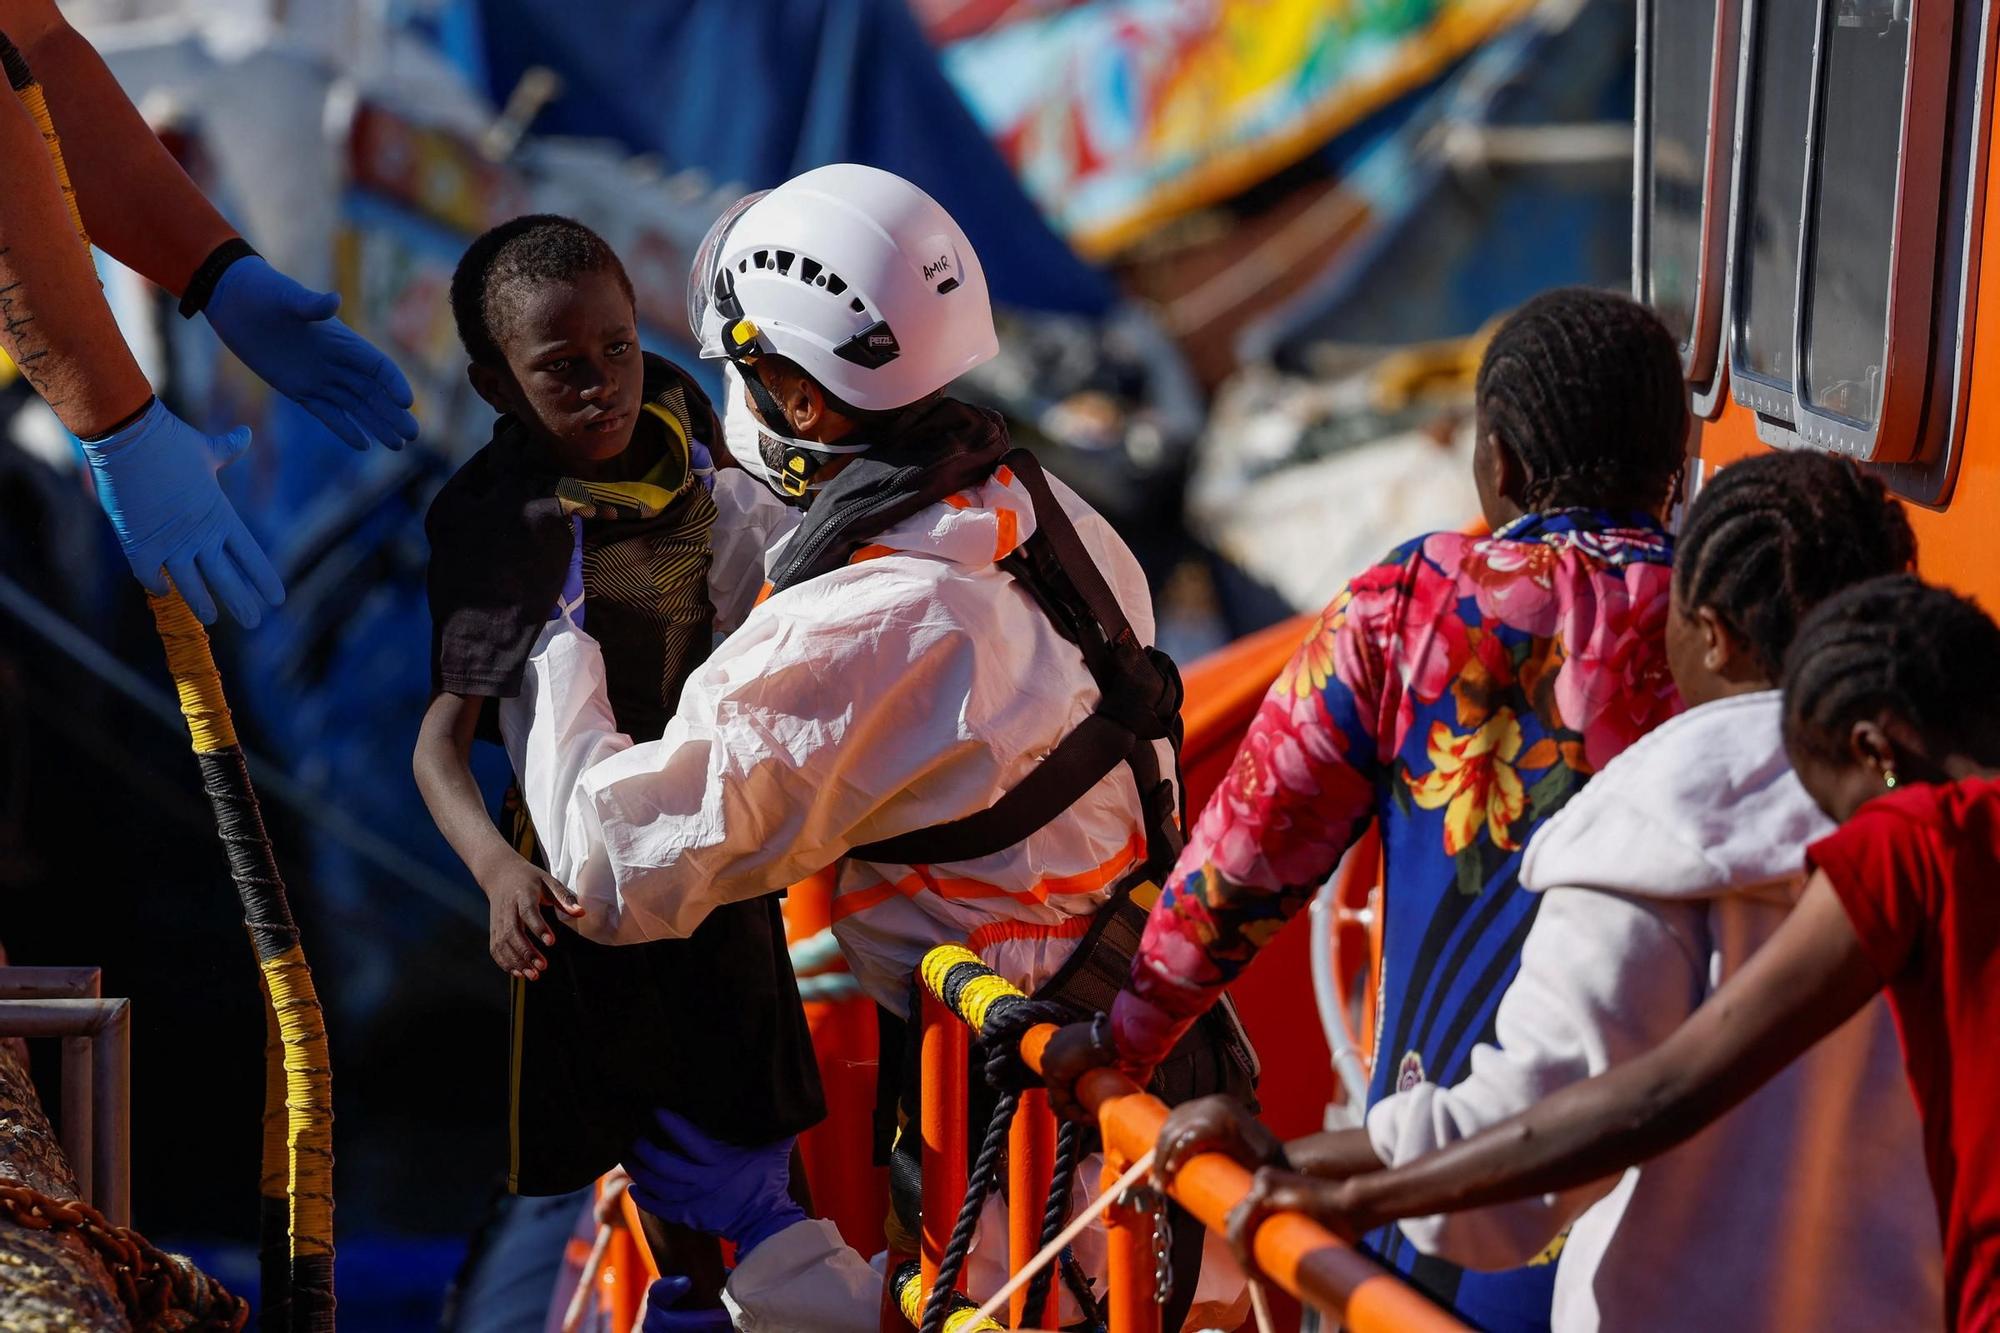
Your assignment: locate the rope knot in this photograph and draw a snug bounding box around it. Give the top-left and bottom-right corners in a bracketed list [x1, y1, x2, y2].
[977, 997, 1071, 1094]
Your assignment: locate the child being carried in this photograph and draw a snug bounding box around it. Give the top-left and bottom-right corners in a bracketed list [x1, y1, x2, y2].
[413, 215, 822, 1319]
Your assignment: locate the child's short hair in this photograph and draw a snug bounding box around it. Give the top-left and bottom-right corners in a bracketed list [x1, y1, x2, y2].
[1676, 452, 1916, 674]
[1475, 287, 1689, 512]
[1783, 574, 2000, 760]
[450, 214, 635, 366]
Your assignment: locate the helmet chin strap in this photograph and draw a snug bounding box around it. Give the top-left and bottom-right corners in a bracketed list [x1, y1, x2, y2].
[722, 364, 870, 505]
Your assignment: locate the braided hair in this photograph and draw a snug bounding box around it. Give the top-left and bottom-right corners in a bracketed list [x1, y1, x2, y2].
[1676, 452, 1916, 675]
[1476, 287, 1689, 512]
[1783, 574, 2000, 763]
[450, 214, 635, 366]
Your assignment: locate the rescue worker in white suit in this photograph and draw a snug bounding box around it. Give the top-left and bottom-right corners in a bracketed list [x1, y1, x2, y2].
[505, 164, 1254, 1330]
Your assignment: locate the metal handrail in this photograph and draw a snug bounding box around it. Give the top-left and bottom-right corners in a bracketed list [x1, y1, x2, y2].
[0, 974, 130, 1228]
[914, 947, 1469, 1332]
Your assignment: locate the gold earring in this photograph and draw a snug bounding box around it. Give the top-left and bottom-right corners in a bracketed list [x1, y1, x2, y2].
[1884, 767, 1899, 790]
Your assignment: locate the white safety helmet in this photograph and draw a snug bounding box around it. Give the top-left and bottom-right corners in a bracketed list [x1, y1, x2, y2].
[687, 164, 999, 413]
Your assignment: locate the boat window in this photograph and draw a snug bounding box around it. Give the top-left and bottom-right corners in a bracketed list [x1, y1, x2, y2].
[1732, 0, 1820, 392]
[1800, 1, 1911, 427]
[1859, 0, 1992, 498]
[1642, 0, 1719, 356]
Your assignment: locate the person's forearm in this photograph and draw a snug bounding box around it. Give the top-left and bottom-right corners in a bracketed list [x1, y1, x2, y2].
[1113, 864, 1320, 1071]
[1334, 1040, 1723, 1234]
[13, 9, 235, 295]
[1285, 1129, 1384, 1180]
[0, 83, 150, 435]
[1333, 885, 1882, 1234]
[414, 709, 516, 888]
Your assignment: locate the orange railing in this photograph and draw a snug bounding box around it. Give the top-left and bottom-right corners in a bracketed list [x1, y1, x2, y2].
[912, 948, 1468, 1333]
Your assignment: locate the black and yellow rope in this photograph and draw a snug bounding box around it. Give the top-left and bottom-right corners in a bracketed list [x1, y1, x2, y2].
[920, 943, 1034, 1039]
[891, 1259, 1004, 1333]
[1, 32, 334, 1332]
[144, 507, 336, 1333]
[916, 944, 1097, 1333]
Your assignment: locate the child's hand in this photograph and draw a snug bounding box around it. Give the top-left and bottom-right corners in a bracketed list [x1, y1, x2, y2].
[479, 856, 585, 979]
[1154, 1094, 1288, 1187]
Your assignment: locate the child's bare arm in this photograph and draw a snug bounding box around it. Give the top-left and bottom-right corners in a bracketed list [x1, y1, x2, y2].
[414, 691, 582, 978]
[1242, 875, 1885, 1245]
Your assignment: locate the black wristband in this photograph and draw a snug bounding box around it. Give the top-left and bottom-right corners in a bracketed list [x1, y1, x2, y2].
[178, 237, 259, 319]
[78, 395, 157, 444]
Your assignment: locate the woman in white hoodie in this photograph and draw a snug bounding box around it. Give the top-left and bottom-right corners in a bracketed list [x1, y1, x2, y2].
[1156, 451, 1942, 1331]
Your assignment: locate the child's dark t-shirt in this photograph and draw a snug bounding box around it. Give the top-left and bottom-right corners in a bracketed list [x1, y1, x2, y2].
[428, 354, 716, 743]
[424, 354, 823, 1193]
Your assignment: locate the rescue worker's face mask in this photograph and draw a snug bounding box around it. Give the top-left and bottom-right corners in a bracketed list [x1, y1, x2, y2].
[722, 363, 869, 507]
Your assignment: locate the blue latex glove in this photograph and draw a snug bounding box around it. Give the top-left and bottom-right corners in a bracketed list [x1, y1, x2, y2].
[689, 439, 716, 493]
[552, 515, 585, 627]
[203, 255, 418, 452]
[641, 1278, 732, 1332]
[624, 1109, 805, 1259]
[81, 397, 284, 627]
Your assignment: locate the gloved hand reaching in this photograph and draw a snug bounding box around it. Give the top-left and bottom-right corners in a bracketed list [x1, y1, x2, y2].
[80, 397, 284, 627]
[202, 254, 418, 452]
[624, 1109, 805, 1259]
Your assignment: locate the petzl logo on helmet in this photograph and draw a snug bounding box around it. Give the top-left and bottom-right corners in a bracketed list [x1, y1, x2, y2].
[923, 255, 952, 283]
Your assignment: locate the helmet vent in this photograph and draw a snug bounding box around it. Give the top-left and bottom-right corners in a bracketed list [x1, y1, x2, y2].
[775, 250, 796, 275]
[825, 274, 848, 296]
[799, 257, 823, 284]
[850, 297, 866, 313]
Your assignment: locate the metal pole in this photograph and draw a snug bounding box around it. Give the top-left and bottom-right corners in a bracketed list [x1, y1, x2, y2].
[0, 967, 103, 998]
[60, 1036, 91, 1205]
[1017, 1023, 1470, 1332]
[0, 969, 102, 1208]
[1101, 1146, 1160, 1333]
[0, 995, 132, 1226]
[93, 998, 131, 1228]
[1007, 1089, 1057, 1328]
[918, 987, 969, 1301]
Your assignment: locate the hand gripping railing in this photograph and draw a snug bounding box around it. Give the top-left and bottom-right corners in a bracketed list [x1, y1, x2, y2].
[911, 943, 1468, 1332]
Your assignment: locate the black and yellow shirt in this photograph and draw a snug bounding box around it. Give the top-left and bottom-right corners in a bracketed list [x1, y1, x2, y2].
[428, 354, 717, 743]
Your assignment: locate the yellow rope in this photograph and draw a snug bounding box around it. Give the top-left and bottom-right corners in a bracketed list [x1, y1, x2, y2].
[892, 1260, 1005, 1333]
[957, 972, 1019, 1035]
[919, 943, 982, 999]
[920, 942, 1031, 1035]
[258, 972, 287, 1201]
[260, 945, 334, 1257]
[145, 589, 239, 752]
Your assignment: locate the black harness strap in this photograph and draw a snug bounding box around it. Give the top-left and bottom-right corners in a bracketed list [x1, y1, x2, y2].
[851, 449, 1185, 875]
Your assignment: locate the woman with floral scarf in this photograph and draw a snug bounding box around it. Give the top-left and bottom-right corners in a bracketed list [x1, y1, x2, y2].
[1044, 287, 1690, 1332]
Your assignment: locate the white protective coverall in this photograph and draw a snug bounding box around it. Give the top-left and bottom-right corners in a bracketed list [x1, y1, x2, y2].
[505, 461, 1166, 1011]
[506, 459, 1250, 1328]
[1366, 690, 1941, 1332]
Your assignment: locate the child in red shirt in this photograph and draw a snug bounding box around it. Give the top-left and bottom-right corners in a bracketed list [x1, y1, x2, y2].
[1198, 574, 2000, 1330]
